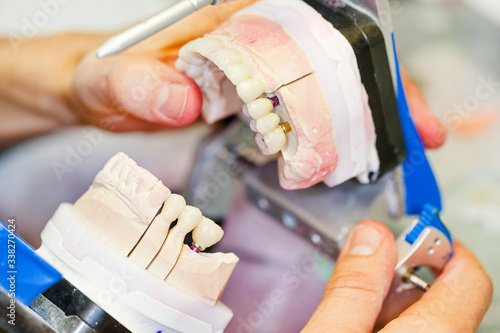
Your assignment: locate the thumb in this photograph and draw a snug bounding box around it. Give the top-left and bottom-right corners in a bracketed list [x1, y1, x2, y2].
[302, 220, 396, 333]
[72, 53, 202, 130]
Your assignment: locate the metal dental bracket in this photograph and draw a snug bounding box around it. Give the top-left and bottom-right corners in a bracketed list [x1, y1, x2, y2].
[378, 204, 453, 325]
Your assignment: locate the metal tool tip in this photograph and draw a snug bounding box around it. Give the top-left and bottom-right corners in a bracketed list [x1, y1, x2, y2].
[96, 39, 122, 58]
[403, 270, 431, 292]
[95, 50, 106, 58]
[96, 47, 114, 58]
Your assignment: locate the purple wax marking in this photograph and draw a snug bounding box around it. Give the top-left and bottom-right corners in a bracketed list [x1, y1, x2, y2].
[268, 96, 280, 107]
[190, 246, 200, 253]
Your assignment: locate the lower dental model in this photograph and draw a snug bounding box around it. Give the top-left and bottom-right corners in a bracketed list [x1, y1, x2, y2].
[176, 0, 379, 189]
[72, 152, 238, 305]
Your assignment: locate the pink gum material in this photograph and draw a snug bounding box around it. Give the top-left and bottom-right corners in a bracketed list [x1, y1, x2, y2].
[193, 14, 338, 189]
[206, 14, 313, 92]
[276, 74, 338, 189]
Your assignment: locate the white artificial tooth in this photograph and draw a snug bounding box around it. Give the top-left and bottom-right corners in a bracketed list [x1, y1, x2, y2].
[176, 206, 203, 233]
[247, 98, 273, 119]
[210, 48, 244, 71]
[195, 77, 205, 87]
[192, 217, 224, 250]
[178, 44, 205, 66]
[190, 37, 224, 55]
[256, 113, 281, 135]
[237, 79, 266, 103]
[161, 194, 186, 218]
[185, 64, 204, 78]
[264, 128, 287, 155]
[179, 37, 223, 65]
[225, 63, 252, 85]
[175, 58, 189, 72]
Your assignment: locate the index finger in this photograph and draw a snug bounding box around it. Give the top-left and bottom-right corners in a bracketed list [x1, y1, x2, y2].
[381, 241, 493, 333]
[401, 69, 447, 149]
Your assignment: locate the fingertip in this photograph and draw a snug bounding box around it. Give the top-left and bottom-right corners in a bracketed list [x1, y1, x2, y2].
[356, 220, 393, 236]
[340, 220, 397, 296]
[401, 68, 447, 149]
[176, 78, 202, 126]
[416, 114, 447, 149]
[341, 220, 395, 261]
[156, 79, 202, 127]
[334, 220, 397, 292]
[351, 220, 396, 248]
[304, 220, 397, 332]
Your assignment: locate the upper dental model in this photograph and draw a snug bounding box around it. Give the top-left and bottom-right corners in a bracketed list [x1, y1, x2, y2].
[72, 152, 238, 305]
[176, 0, 379, 190]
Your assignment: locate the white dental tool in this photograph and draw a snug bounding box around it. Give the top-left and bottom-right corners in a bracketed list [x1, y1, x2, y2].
[96, 0, 236, 58]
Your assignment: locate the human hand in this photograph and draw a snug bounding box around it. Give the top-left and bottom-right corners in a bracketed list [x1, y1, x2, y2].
[70, 0, 258, 132]
[301, 220, 492, 333]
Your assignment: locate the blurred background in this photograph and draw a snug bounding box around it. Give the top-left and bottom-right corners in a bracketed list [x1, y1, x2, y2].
[0, 0, 499, 331]
[393, 0, 500, 331]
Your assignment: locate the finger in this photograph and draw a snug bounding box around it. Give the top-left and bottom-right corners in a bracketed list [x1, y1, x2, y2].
[302, 221, 397, 333]
[72, 53, 202, 129]
[382, 242, 493, 333]
[108, 54, 202, 126]
[401, 69, 447, 149]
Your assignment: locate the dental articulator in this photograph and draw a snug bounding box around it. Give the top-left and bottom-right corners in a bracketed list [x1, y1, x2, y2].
[1, 0, 453, 332]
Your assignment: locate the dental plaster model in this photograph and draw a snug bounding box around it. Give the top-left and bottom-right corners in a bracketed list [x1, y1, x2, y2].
[176, 0, 379, 190]
[129, 193, 186, 268]
[147, 205, 204, 278]
[72, 152, 238, 305]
